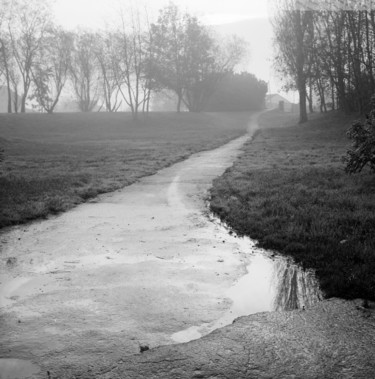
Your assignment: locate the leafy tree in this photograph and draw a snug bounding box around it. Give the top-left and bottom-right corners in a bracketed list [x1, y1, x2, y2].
[151, 4, 246, 112]
[151, 3, 189, 112]
[344, 95, 375, 173]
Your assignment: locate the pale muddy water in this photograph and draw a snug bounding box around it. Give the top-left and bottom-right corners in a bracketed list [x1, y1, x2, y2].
[0, 359, 40, 379]
[171, 216, 322, 343]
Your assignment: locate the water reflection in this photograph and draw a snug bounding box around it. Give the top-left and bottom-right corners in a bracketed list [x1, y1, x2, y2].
[172, 251, 322, 343]
[273, 258, 322, 311]
[172, 215, 323, 343]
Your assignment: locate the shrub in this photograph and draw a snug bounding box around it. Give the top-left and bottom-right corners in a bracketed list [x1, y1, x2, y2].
[344, 95, 375, 173]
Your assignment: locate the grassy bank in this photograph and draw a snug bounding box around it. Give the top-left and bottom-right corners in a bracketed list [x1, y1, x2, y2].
[210, 110, 375, 301]
[0, 112, 250, 228]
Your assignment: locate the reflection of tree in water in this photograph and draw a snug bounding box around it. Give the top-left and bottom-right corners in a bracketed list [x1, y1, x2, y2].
[273, 258, 323, 311]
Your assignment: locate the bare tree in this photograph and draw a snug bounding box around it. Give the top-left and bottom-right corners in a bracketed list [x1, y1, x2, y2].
[7, 0, 51, 112]
[113, 6, 153, 118]
[0, 0, 15, 112]
[31, 27, 72, 113]
[0, 36, 13, 112]
[69, 31, 99, 112]
[94, 31, 122, 112]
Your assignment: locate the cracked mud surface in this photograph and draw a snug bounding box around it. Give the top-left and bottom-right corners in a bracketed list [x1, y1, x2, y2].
[80, 299, 375, 379]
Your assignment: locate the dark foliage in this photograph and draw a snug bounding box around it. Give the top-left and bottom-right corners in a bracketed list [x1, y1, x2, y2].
[344, 95, 375, 174]
[204, 72, 267, 112]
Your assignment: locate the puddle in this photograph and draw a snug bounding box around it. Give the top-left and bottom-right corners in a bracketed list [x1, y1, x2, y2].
[0, 276, 31, 308]
[172, 216, 322, 343]
[0, 359, 40, 379]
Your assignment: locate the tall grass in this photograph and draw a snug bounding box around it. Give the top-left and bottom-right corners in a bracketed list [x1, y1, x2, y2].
[0, 112, 250, 228]
[210, 110, 375, 300]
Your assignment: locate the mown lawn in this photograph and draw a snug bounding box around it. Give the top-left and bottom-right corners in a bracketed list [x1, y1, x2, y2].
[0, 111, 250, 228]
[210, 110, 375, 301]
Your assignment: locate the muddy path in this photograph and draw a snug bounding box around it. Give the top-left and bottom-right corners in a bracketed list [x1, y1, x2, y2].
[1, 112, 373, 379]
[0, 113, 264, 376]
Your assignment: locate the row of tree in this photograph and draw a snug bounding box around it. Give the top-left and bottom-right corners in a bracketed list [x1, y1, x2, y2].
[204, 72, 267, 112]
[0, 0, 249, 116]
[273, 1, 375, 122]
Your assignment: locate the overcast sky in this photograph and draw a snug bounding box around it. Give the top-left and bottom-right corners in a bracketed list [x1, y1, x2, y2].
[53, 0, 270, 29]
[53, 0, 286, 96]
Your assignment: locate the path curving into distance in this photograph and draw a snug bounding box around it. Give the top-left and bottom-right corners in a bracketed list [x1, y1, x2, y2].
[0, 112, 322, 378]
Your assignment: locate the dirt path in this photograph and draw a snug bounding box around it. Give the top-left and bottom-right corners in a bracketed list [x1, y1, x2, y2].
[0, 113, 261, 377]
[1, 112, 374, 379]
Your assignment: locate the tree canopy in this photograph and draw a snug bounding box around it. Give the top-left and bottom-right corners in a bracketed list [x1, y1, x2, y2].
[204, 72, 267, 112]
[272, 0, 375, 121]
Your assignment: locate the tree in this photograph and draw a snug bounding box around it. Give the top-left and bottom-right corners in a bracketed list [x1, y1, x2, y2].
[151, 3, 187, 112]
[182, 27, 246, 112]
[30, 27, 72, 113]
[114, 8, 153, 117]
[204, 72, 267, 112]
[272, 1, 375, 117]
[7, 0, 52, 112]
[151, 4, 247, 112]
[94, 31, 122, 112]
[69, 31, 99, 112]
[344, 94, 375, 174]
[272, 1, 314, 123]
[0, 0, 15, 112]
[0, 35, 14, 112]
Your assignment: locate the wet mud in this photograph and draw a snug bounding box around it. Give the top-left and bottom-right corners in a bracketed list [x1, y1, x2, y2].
[0, 112, 321, 377]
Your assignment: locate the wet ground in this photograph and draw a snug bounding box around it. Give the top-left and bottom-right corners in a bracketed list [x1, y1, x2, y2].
[0, 113, 321, 378]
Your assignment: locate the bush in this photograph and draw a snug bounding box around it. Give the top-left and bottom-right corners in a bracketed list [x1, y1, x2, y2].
[344, 95, 375, 173]
[204, 72, 267, 112]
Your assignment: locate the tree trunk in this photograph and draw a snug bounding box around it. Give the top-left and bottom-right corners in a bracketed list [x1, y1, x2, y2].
[308, 80, 314, 113]
[299, 83, 308, 123]
[295, 10, 308, 123]
[177, 92, 182, 112]
[21, 93, 26, 113]
[7, 85, 12, 113]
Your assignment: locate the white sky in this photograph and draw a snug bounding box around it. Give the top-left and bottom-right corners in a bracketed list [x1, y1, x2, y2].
[53, 0, 270, 29]
[53, 0, 289, 97]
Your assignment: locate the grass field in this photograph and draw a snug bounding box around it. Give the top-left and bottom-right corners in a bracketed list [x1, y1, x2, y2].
[210, 110, 375, 301]
[0, 111, 250, 228]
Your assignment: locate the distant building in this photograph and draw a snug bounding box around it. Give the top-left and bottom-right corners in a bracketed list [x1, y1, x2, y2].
[266, 93, 299, 113]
